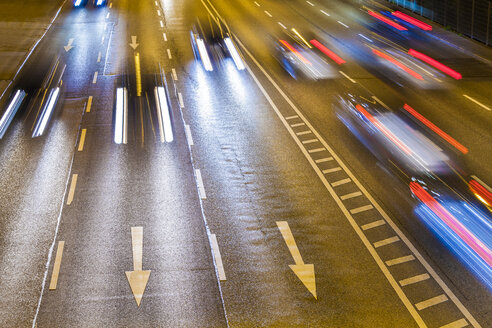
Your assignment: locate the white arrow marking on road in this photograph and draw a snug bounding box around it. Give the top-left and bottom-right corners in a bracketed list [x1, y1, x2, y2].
[64, 38, 74, 52]
[276, 221, 317, 299]
[129, 36, 139, 50]
[125, 226, 151, 306]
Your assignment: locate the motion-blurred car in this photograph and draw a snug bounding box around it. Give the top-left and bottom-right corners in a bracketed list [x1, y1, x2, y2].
[73, 0, 88, 7]
[93, 0, 107, 7]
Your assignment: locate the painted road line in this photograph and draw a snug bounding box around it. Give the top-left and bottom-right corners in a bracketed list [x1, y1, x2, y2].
[106, 12, 110, 19]
[291, 122, 305, 127]
[163, 33, 167, 41]
[195, 169, 206, 199]
[320, 10, 330, 16]
[361, 219, 385, 230]
[331, 178, 351, 187]
[172, 68, 178, 80]
[306, 1, 314, 6]
[322, 167, 342, 174]
[254, 1, 260, 6]
[109, 2, 112, 8]
[399, 273, 430, 286]
[471, 175, 492, 192]
[372, 96, 391, 110]
[308, 148, 325, 153]
[440, 318, 468, 328]
[97, 51, 102, 62]
[264, 10, 272, 17]
[337, 21, 349, 28]
[157, 9, 161, 16]
[373, 236, 400, 248]
[463, 94, 491, 111]
[160, 20, 164, 28]
[296, 130, 312, 136]
[48, 241, 65, 290]
[315, 157, 333, 163]
[78, 129, 87, 152]
[210, 234, 226, 280]
[386, 255, 415, 266]
[135, 53, 142, 97]
[178, 92, 184, 108]
[185, 124, 194, 146]
[415, 294, 448, 310]
[92, 71, 98, 84]
[155, 1, 158, 5]
[350, 204, 373, 214]
[339, 71, 356, 83]
[101, 36, 105, 44]
[285, 115, 299, 120]
[125, 226, 151, 307]
[278, 22, 287, 29]
[85, 96, 93, 113]
[66, 174, 78, 205]
[167, 49, 172, 59]
[340, 191, 362, 200]
[302, 139, 318, 144]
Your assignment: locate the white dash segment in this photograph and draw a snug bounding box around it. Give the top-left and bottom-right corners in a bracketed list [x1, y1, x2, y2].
[101, 36, 105, 44]
[373, 236, 400, 248]
[278, 22, 287, 29]
[155, 0, 158, 5]
[163, 33, 167, 41]
[285, 115, 299, 120]
[254, 1, 260, 6]
[415, 294, 448, 310]
[439, 318, 469, 328]
[160, 20, 164, 28]
[322, 167, 342, 174]
[350, 204, 373, 214]
[302, 139, 318, 144]
[106, 12, 110, 19]
[78, 129, 87, 152]
[178, 92, 184, 108]
[184, 124, 194, 146]
[385, 255, 415, 266]
[320, 10, 330, 16]
[67, 174, 78, 205]
[167, 49, 172, 59]
[264, 10, 272, 17]
[291, 122, 306, 127]
[315, 157, 333, 163]
[92, 71, 98, 84]
[210, 234, 226, 280]
[296, 130, 312, 136]
[157, 10, 161, 16]
[339, 71, 356, 83]
[97, 51, 102, 63]
[463, 94, 491, 111]
[337, 20, 349, 28]
[172, 68, 178, 80]
[331, 178, 350, 187]
[340, 191, 362, 200]
[306, 1, 314, 6]
[399, 273, 430, 286]
[361, 219, 385, 230]
[308, 148, 325, 153]
[195, 169, 206, 199]
[48, 241, 65, 290]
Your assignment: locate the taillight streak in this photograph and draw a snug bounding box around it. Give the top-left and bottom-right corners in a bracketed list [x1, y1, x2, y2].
[408, 49, 462, 79]
[279, 40, 310, 64]
[368, 10, 407, 31]
[392, 11, 432, 30]
[309, 39, 346, 65]
[372, 49, 424, 80]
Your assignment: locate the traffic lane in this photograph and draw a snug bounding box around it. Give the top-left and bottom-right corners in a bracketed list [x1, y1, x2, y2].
[0, 98, 84, 327]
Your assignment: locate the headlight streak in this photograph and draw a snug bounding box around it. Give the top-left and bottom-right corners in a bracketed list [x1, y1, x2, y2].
[32, 87, 60, 138]
[196, 38, 213, 71]
[0, 90, 26, 139]
[154, 86, 173, 143]
[224, 37, 245, 70]
[114, 87, 127, 144]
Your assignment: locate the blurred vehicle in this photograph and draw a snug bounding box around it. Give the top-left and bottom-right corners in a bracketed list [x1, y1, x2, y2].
[73, 0, 88, 7]
[93, 0, 107, 7]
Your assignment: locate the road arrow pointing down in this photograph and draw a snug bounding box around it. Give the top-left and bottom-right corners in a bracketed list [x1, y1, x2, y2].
[125, 226, 151, 306]
[276, 221, 317, 299]
[64, 38, 74, 52]
[129, 36, 139, 50]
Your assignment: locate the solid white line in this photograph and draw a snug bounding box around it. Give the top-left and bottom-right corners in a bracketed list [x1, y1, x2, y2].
[331, 178, 350, 187]
[163, 33, 167, 41]
[185, 124, 194, 146]
[48, 241, 64, 290]
[278, 22, 287, 29]
[78, 129, 87, 152]
[285, 115, 299, 120]
[66, 174, 78, 205]
[92, 71, 98, 84]
[440, 318, 469, 328]
[315, 157, 333, 163]
[97, 51, 102, 62]
[291, 122, 305, 127]
[172, 68, 178, 80]
[308, 148, 325, 153]
[320, 10, 330, 16]
[264, 10, 272, 17]
[339, 70, 356, 83]
[296, 130, 312, 135]
[337, 20, 349, 28]
[340, 191, 362, 201]
[167, 49, 172, 59]
[160, 20, 164, 28]
[302, 139, 318, 144]
[254, 1, 260, 6]
[350, 204, 373, 214]
[157, 9, 161, 16]
[415, 294, 448, 310]
[463, 94, 491, 111]
[178, 92, 184, 108]
[373, 236, 400, 248]
[386, 255, 415, 266]
[361, 219, 385, 230]
[195, 169, 206, 199]
[322, 167, 342, 174]
[399, 273, 430, 286]
[306, 1, 314, 6]
[210, 234, 226, 280]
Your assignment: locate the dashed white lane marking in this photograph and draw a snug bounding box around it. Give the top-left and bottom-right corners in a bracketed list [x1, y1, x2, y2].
[85, 96, 93, 113]
[341, 191, 363, 201]
[109, 2, 112, 8]
[308, 148, 325, 153]
[92, 71, 98, 84]
[101, 36, 105, 44]
[184, 124, 194, 146]
[195, 169, 206, 199]
[373, 236, 400, 248]
[163, 33, 167, 41]
[415, 294, 448, 310]
[167, 49, 172, 59]
[331, 178, 351, 187]
[285, 115, 298, 120]
[302, 139, 318, 144]
[315, 157, 333, 163]
[48, 241, 65, 290]
[78, 129, 87, 152]
[290, 122, 305, 127]
[210, 234, 226, 280]
[278, 22, 287, 29]
[350, 204, 373, 214]
[322, 167, 342, 174]
[463, 94, 491, 111]
[440, 318, 469, 328]
[337, 20, 349, 28]
[160, 20, 164, 28]
[155, 0, 158, 5]
[339, 70, 356, 83]
[296, 130, 312, 135]
[106, 12, 110, 19]
[178, 92, 184, 108]
[172, 68, 178, 80]
[66, 174, 78, 205]
[359, 33, 373, 42]
[386, 255, 415, 266]
[320, 9, 330, 16]
[254, 1, 260, 7]
[399, 273, 430, 286]
[157, 9, 161, 16]
[361, 219, 385, 230]
[97, 51, 102, 63]
[306, 1, 314, 6]
[264, 10, 272, 17]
